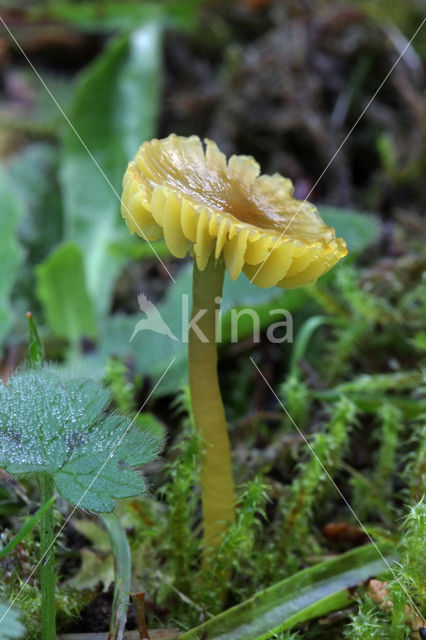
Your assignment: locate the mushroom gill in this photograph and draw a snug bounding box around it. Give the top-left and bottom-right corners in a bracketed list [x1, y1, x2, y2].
[122, 134, 347, 288]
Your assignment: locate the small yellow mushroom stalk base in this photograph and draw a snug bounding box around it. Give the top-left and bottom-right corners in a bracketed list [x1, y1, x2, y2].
[189, 256, 236, 547]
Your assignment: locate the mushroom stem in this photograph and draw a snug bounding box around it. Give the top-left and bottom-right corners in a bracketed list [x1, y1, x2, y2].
[189, 256, 236, 548]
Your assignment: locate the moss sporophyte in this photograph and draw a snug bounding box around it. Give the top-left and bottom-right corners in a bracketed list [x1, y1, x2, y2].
[121, 134, 347, 548]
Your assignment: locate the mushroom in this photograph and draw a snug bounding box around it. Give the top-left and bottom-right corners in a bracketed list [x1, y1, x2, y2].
[121, 134, 347, 548]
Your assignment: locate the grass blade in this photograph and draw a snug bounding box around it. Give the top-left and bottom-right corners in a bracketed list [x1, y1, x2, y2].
[179, 544, 396, 640]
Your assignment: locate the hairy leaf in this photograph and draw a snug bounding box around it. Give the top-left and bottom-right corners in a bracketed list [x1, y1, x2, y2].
[0, 369, 162, 512]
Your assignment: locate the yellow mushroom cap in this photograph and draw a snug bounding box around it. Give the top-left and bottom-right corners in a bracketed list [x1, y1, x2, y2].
[121, 134, 347, 288]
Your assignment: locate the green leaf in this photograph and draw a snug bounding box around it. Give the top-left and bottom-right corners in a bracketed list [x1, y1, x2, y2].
[60, 23, 163, 319]
[109, 236, 170, 261]
[0, 71, 73, 138]
[66, 548, 114, 592]
[221, 276, 307, 343]
[412, 331, 426, 351]
[130, 265, 306, 393]
[72, 518, 111, 552]
[0, 171, 24, 352]
[319, 206, 381, 254]
[0, 603, 25, 639]
[36, 243, 96, 344]
[8, 144, 63, 266]
[0, 369, 163, 512]
[179, 544, 395, 640]
[72, 263, 306, 394]
[26, 312, 44, 369]
[6, 145, 63, 316]
[70, 207, 377, 384]
[29, 1, 203, 32]
[65, 518, 115, 589]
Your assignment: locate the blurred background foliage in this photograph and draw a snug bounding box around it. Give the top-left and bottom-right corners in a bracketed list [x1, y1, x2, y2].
[0, 0, 425, 637]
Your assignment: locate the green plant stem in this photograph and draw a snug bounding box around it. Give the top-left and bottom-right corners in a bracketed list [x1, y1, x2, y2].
[39, 474, 55, 640]
[188, 256, 236, 549]
[0, 496, 55, 559]
[26, 311, 44, 368]
[289, 315, 346, 377]
[102, 512, 131, 640]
